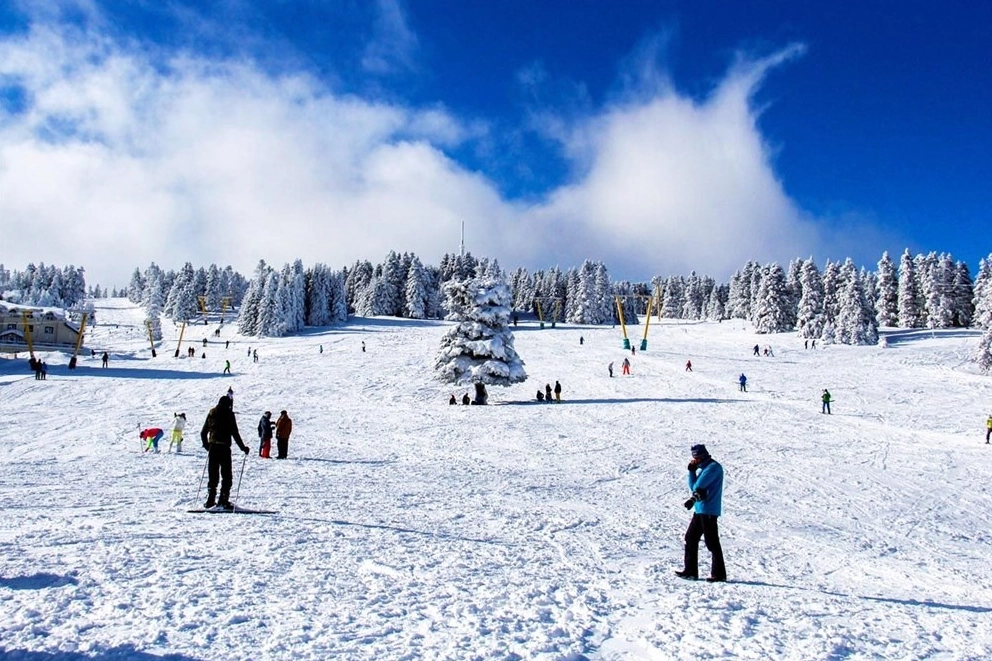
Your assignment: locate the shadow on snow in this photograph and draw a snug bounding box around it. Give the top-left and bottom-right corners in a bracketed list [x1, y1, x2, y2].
[502, 397, 748, 406]
[731, 579, 992, 613]
[0, 572, 78, 590]
[0, 645, 206, 661]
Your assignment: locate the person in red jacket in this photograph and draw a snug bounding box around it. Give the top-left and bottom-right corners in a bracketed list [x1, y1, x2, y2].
[140, 427, 164, 453]
[275, 410, 293, 459]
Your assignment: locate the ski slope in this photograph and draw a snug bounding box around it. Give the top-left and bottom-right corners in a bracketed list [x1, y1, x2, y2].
[2, 298, 991, 661]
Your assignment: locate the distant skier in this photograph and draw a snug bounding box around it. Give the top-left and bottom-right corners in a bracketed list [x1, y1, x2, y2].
[101, 351, 109, 368]
[223, 360, 231, 375]
[226, 387, 234, 401]
[461, 393, 470, 405]
[986, 414, 992, 444]
[257, 411, 274, 458]
[361, 340, 366, 353]
[608, 362, 614, 378]
[225, 340, 230, 349]
[319, 345, 323, 354]
[170, 413, 186, 453]
[202, 338, 208, 347]
[536, 390, 545, 402]
[622, 357, 631, 375]
[200, 395, 249, 510]
[449, 394, 457, 405]
[738, 373, 747, 392]
[685, 360, 692, 372]
[275, 410, 293, 459]
[579, 336, 584, 345]
[140, 427, 164, 453]
[253, 349, 258, 363]
[675, 444, 727, 582]
[631, 346, 636, 356]
[821, 389, 832, 414]
[753, 344, 760, 356]
[545, 383, 553, 402]
[554, 380, 562, 403]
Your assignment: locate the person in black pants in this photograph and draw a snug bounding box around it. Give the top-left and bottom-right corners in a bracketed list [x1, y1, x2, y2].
[200, 396, 249, 510]
[675, 444, 727, 582]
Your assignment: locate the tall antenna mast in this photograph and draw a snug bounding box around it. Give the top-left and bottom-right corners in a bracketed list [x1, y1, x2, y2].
[460, 220, 465, 257]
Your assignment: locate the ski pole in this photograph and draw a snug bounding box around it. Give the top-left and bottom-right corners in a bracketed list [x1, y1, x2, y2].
[195, 451, 209, 504]
[232, 450, 248, 511]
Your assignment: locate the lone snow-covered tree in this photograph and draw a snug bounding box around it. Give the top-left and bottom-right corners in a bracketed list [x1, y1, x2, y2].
[435, 275, 527, 404]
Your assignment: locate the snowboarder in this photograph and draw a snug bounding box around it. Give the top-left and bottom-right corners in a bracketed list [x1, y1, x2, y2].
[608, 362, 614, 378]
[170, 413, 186, 453]
[449, 394, 457, 405]
[986, 414, 992, 444]
[821, 389, 832, 414]
[685, 360, 692, 372]
[753, 344, 760, 356]
[622, 357, 631, 375]
[461, 393, 470, 405]
[554, 380, 562, 403]
[140, 427, 164, 453]
[675, 444, 727, 582]
[200, 395, 249, 510]
[738, 373, 747, 392]
[545, 383, 553, 402]
[275, 410, 292, 459]
[101, 351, 109, 368]
[257, 411, 274, 458]
[223, 360, 231, 375]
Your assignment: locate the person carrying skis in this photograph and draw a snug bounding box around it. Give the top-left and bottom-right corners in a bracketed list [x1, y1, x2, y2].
[200, 395, 249, 510]
[554, 380, 562, 403]
[675, 444, 727, 582]
[738, 373, 747, 392]
[821, 389, 832, 414]
[275, 410, 293, 459]
[257, 411, 274, 458]
[170, 413, 186, 453]
[140, 427, 164, 453]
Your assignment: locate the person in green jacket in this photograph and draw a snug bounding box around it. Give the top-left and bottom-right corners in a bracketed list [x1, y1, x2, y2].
[821, 389, 832, 414]
[986, 414, 991, 444]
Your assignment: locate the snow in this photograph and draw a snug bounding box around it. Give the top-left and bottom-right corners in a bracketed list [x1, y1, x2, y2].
[3, 299, 992, 660]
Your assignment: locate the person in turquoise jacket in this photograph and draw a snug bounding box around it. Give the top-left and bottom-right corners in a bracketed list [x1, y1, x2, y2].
[675, 444, 727, 582]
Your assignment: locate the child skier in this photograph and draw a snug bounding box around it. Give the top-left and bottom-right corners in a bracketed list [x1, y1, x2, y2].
[140, 427, 164, 453]
[170, 413, 186, 452]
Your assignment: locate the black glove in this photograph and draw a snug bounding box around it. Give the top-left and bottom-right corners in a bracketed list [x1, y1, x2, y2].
[688, 463, 697, 472]
[694, 487, 707, 500]
[683, 498, 695, 510]
[242, 446, 250, 455]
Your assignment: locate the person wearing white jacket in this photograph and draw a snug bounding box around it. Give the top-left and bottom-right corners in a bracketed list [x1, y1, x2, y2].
[170, 413, 187, 453]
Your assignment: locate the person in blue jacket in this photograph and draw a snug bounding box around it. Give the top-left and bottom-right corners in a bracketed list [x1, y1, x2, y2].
[675, 444, 727, 582]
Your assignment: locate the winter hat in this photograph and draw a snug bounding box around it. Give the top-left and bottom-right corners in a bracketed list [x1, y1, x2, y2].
[690, 444, 710, 460]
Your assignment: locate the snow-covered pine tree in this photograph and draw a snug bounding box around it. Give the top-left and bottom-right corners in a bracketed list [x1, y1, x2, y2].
[796, 259, 825, 339]
[974, 277, 992, 372]
[165, 262, 200, 322]
[837, 272, 878, 345]
[595, 263, 613, 325]
[127, 268, 146, 304]
[753, 263, 793, 334]
[435, 275, 527, 404]
[204, 264, 222, 312]
[897, 249, 923, 327]
[237, 260, 269, 336]
[142, 268, 164, 341]
[661, 276, 684, 319]
[973, 255, 992, 329]
[382, 251, 405, 317]
[257, 271, 285, 337]
[305, 265, 331, 327]
[874, 252, 899, 327]
[951, 261, 974, 328]
[345, 261, 374, 314]
[405, 256, 430, 319]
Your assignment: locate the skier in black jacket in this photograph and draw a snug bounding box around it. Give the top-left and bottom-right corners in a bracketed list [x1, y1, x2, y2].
[200, 396, 249, 510]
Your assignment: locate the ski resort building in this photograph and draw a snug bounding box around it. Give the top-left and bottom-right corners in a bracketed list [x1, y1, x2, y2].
[0, 303, 83, 353]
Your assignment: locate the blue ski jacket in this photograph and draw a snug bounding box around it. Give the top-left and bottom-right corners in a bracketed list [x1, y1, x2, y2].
[688, 458, 724, 516]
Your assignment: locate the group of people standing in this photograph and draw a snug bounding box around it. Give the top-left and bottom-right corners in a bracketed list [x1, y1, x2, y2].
[257, 410, 294, 459]
[535, 381, 563, 402]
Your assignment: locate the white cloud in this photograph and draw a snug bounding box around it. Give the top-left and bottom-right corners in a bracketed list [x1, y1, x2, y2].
[0, 15, 867, 289]
[361, 0, 420, 76]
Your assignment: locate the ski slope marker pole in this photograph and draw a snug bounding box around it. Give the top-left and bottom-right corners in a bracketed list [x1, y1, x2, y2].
[232, 450, 248, 511]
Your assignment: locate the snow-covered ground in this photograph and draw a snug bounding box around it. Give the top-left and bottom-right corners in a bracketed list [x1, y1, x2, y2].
[2, 298, 992, 661]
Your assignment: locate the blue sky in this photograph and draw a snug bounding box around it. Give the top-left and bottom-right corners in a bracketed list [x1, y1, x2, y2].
[0, 0, 988, 288]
